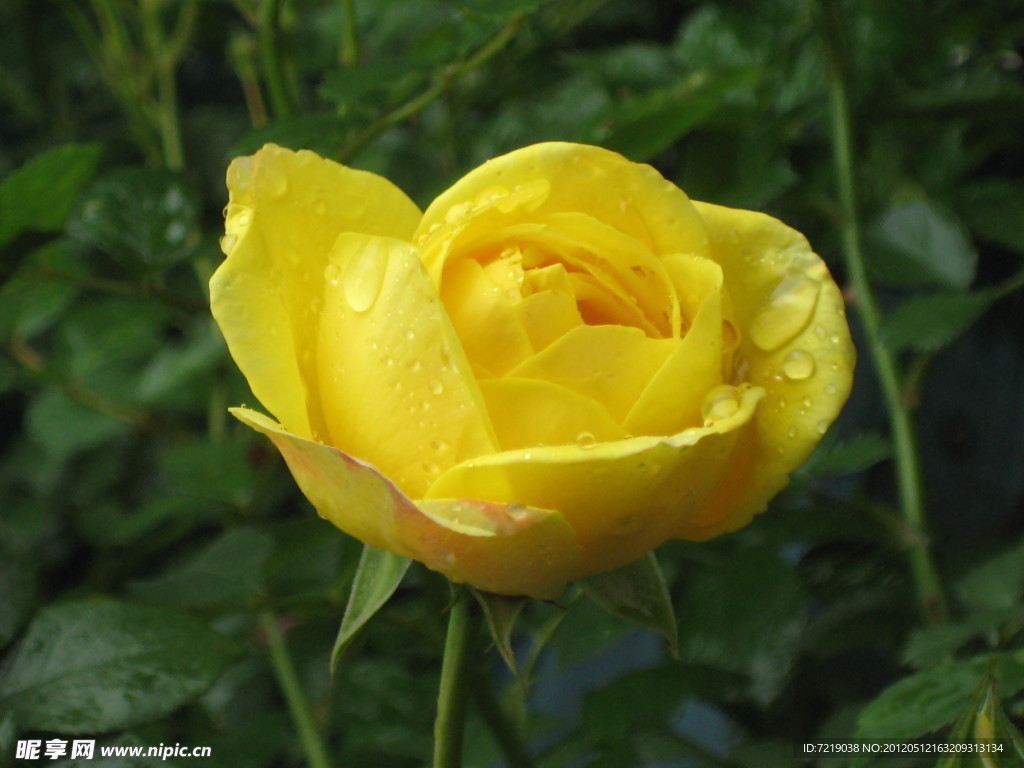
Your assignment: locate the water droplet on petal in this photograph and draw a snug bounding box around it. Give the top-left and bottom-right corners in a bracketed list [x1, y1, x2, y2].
[506, 503, 530, 522]
[816, 419, 829, 435]
[787, 426, 798, 438]
[323, 263, 340, 284]
[701, 385, 742, 424]
[430, 439, 448, 453]
[429, 379, 444, 395]
[749, 272, 821, 351]
[343, 239, 388, 312]
[576, 431, 597, 449]
[219, 234, 237, 254]
[782, 349, 816, 380]
[824, 383, 837, 395]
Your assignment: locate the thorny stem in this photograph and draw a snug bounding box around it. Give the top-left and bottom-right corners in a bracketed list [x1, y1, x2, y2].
[813, 0, 947, 622]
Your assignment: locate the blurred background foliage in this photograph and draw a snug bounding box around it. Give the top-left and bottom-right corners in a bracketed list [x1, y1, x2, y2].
[0, 0, 1023, 766]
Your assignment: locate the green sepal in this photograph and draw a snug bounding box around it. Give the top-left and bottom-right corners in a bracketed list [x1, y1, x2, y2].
[330, 544, 411, 675]
[470, 589, 528, 677]
[579, 552, 679, 658]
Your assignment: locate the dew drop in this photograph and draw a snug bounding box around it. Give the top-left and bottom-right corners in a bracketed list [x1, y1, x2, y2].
[576, 431, 597, 449]
[430, 438, 448, 453]
[323, 263, 341, 285]
[219, 234, 237, 254]
[701, 385, 742, 423]
[824, 383, 837, 395]
[749, 272, 821, 351]
[506, 503, 530, 522]
[422, 461, 440, 476]
[782, 349, 816, 380]
[816, 419, 829, 435]
[343, 239, 388, 312]
[429, 379, 444, 395]
[787, 426, 798, 438]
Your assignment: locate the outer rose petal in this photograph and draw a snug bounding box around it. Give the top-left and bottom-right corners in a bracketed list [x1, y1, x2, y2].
[415, 143, 711, 280]
[210, 144, 421, 440]
[424, 387, 765, 576]
[231, 407, 581, 598]
[692, 202, 856, 536]
[316, 233, 498, 498]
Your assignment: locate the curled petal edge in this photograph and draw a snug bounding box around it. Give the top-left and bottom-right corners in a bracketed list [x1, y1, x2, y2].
[230, 407, 582, 598]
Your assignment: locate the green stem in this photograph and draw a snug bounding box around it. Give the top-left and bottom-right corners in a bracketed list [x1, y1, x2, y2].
[434, 588, 476, 768]
[260, 0, 295, 117]
[340, 14, 524, 162]
[139, 0, 196, 170]
[470, 675, 535, 768]
[259, 611, 334, 768]
[813, 0, 947, 623]
[339, 0, 358, 67]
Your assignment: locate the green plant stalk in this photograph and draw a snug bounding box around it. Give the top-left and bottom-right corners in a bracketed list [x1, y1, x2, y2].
[259, 0, 296, 117]
[259, 611, 334, 768]
[340, 14, 524, 162]
[339, 0, 358, 67]
[434, 588, 476, 768]
[813, 0, 947, 622]
[470, 675, 535, 768]
[140, 0, 199, 170]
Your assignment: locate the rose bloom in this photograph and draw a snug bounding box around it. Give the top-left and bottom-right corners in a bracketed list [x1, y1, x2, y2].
[211, 142, 853, 598]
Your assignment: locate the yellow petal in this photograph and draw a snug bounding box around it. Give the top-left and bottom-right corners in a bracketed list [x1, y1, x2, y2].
[316, 233, 498, 499]
[440, 258, 535, 377]
[507, 324, 677, 422]
[210, 144, 421, 440]
[425, 387, 765, 575]
[451, 214, 680, 337]
[478, 377, 628, 451]
[624, 259, 724, 435]
[514, 288, 583, 351]
[416, 142, 710, 282]
[693, 201, 855, 534]
[231, 407, 579, 598]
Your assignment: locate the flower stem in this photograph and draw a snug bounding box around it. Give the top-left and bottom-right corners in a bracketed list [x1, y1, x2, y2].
[340, 14, 524, 162]
[434, 587, 476, 768]
[260, 0, 296, 117]
[339, 0, 358, 67]
[812, 0, 947, 622]
[259, 611, 334, 768]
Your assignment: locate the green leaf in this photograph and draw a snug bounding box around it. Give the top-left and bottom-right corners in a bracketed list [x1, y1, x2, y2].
[0, 546, 36, 651]
[866, 199, 978, 289]
[128, 527, 274, 609]
[801, 432, 892, 477]
[0, 599, 238, 733]
[855, 651, 1024, 741]
[331, 545, 411, 673]
[955, 539, 1024, 613]
[955, 180, 1024, 255]
[677, 547, 805, 703]
[588, 69, 757, 162]
[66, 169, 199, 271]
[27, 389, 126, 462]
[159, 438, 256, 508]
[580, 553, 678, 658]
[0, 143, 102, 250]
[882, 291, 995, 352]
[470, 589, 528, 676]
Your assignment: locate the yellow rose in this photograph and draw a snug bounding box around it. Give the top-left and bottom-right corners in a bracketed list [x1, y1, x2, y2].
[210, 142, 853, 598]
